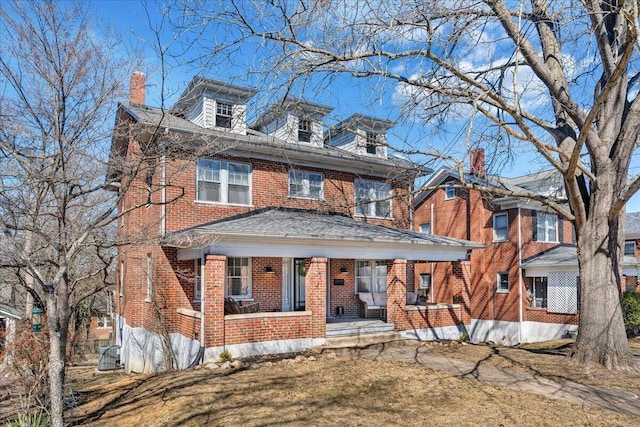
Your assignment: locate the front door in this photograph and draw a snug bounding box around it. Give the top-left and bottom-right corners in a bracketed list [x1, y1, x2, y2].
[294, 258, 306, 310]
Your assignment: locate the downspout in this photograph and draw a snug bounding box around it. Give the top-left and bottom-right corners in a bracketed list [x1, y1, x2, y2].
[409, 183, 414, 230]
[199, 250, 205, 352]
[431, 203, 435, 303]
[517, 206, 523, 344]
[161, 149, 166, 237]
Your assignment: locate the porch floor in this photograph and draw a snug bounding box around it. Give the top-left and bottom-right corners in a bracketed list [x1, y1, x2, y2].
[326, 317, 394, 337]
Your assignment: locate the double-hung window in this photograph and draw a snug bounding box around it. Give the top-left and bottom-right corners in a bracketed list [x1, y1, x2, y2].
[497, 272, 509, 293]
[196, 159, 251, 205]
[625, 241, 636, 256]
[420, 223, 431, 234]
[289, 170, 323, 199]
[536, 213, 558, 243]
[194, 258, 202, 302]
[227, 257, 251, 298]
[493, 213, 508, 241]
[145, 254, 152, 302]
[298, 119, 311, 142]
[216, 102, 233, 128]
[532, 277, 548, 308]
[445, 187, 455, 200]
[355, 179, 391, 218]
[97, 316, 113, 329]
[365, 132, 378, 155]
[356, 260, 387, 293]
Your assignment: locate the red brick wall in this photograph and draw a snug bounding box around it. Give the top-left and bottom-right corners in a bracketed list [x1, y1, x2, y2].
[397, 306, 465, 331]
[203, 255, 226, 347]
[414, 181, 580, 326]
[224, 313, 312, 345]
[177, 312, 200, 340]
[329, 259, 358, 316]
[387, 259, 407, 330]
[250, 257, 283, 311]
[162, 154, 411, 233]
[307, 258, 327, 338]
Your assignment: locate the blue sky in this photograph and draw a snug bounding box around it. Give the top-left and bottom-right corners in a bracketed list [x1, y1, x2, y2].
[91, 0, 640, 212]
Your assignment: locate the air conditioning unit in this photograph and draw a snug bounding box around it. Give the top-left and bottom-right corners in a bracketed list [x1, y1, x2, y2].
[97, 345, 121, 371]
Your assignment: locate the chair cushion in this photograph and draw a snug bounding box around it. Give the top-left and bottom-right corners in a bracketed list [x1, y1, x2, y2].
[372, 292, 387, 306]
[358, 292, 374, 306]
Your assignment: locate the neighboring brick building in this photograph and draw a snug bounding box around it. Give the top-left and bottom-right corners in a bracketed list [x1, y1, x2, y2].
[108, 73, 482, 373]
[413, 152, 639, 345]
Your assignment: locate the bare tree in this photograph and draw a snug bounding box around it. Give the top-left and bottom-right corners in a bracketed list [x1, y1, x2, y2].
[0, 1, 140, 425]
[169, 0, 640, 370]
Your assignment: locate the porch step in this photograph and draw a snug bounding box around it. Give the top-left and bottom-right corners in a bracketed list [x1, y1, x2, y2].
[320, 331, 413, 349]
[325, 319, 395, 337]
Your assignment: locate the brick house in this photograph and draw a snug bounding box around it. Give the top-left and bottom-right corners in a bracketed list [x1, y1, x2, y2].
[413, 152, 639, 345]
[108, 73, 482, 373]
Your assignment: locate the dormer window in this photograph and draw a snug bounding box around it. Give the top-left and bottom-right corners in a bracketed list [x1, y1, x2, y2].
[365, 132, 378, 154]
[216, 102, 233, 128]
[298, 119, 311, 142]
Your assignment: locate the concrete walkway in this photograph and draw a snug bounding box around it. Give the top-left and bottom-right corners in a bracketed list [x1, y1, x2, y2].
[330, 342, 640, 418]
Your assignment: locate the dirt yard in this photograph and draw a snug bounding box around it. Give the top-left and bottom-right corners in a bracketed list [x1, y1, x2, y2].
[3, 339, 640, 426]
[52, 339, 640, 427]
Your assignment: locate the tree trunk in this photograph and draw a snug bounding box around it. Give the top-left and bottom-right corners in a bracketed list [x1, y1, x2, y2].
[573, 186, 637, 371]
[46, 280, 69, 427]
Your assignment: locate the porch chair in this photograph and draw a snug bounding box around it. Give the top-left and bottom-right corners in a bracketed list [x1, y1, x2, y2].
[358, 292, 387, 318]
[224, 297, 260, 315]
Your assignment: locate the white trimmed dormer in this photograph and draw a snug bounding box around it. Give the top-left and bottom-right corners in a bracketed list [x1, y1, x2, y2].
[325, 114, 394, 159]
[251, 98, 333, 148]
[172, 77, 257, 134]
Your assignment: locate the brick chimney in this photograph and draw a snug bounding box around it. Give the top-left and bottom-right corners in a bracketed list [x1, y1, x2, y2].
[470, 148, 485, 176]
[129, 71, 146, 105]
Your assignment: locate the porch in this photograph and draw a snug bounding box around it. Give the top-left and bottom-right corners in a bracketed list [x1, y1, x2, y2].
[164, 208, 479, 364]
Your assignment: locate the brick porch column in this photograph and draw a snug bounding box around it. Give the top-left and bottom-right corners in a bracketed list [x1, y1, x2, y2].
[203, 254, 226, 348]
[307, 257, 327, 338]
[452, 260, 472, 325]
[387, 259, 407, 330]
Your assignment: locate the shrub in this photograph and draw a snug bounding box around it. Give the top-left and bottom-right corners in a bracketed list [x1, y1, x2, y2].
[622, 291, 640, 337]
[219, 349, 232, 363]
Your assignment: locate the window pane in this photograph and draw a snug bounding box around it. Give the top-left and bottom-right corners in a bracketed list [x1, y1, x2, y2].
[198, 181, 220, 202]
[494, 214, 508, 240]
[228, 184, 249, 204]
[228, 163, 249, 185]
[227, 258, 250, 297]
[375, 262, 387, 292]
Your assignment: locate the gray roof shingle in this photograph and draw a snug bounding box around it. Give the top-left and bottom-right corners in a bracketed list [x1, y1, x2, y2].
[163, 207, 483, 249]
[522, 244, 638, 268]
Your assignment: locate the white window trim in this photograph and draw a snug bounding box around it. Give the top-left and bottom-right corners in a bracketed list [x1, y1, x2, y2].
[444, 187, 455, 200]
[493, 213, 508, 242]
[298, 118, 312, 142]
[196, 158, 252, 206]
[419, 223, 431, 235]
[496, 272, 509, 293]
[215, 101, 233, 128]
[145, 254, 152, 303]
[226, 257, 252, 299]
[536, 213, 559, 243]
[97, 316, 113, 329]
[119, 260, 124, 297]
[355, 260, 388, 294]
[354, 179, 393, 219]
[194, 258, 202, 302]
[288, 169, 324, 199]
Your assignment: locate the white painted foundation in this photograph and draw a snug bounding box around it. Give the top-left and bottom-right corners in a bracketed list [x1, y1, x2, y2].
[469, 319, 578, 346]
[401, 325, 464, 341]
[204, 337, 325, 362]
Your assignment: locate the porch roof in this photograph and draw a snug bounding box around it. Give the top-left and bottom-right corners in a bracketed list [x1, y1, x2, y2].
[0, 302, 22, 320]
[521, 244, 639, 276]
[164, 207, 483, 261]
